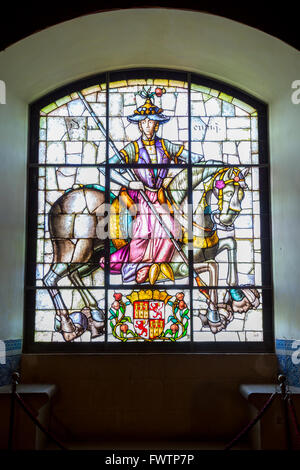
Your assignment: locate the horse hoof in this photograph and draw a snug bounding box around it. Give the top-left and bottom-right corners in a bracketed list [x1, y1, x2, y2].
[218, 304, 233, 323]
[88, 317, 105, 338]
[62, 324, 85, 341]
[229, 287, 260, 311]
[91, 309, 105, 322]
[209, 322, 223, 334]
[242, 288, 260, 308]
[199, 313, 209, 327]
[208, 318, 228, 334]
[69, 311, 88, 332]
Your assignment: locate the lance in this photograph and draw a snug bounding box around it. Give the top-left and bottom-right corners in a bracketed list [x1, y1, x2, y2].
[77, 91, 209, 298]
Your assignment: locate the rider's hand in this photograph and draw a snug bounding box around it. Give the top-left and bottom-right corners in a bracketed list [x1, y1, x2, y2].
[129, 180, 145, 191]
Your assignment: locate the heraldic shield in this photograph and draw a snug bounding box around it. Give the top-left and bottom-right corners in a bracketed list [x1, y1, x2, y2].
[133, 300, 165, 340]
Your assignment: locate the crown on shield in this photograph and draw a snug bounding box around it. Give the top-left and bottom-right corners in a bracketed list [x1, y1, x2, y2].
[127, 87, 170, 124]
[126, 289, 172, 304]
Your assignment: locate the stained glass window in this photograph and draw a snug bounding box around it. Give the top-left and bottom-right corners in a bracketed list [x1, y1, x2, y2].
[24, 70, 273, 352]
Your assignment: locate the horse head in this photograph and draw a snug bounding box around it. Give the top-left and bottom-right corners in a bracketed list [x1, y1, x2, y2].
[208, 166, 249, 227]
[213, 166, 249, 225]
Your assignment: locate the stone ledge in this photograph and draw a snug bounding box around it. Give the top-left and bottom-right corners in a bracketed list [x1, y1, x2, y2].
[240, 384, 300, 399]
[0, 384, 57, 397]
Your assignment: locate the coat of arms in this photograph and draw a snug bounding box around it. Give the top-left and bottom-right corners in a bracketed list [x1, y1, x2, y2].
[109, 290, 190, 342]
[133, 300, 165, 339]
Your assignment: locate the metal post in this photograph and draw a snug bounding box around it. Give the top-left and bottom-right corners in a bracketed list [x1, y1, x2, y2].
[8, 371, 20, 450]
[278, 374, 291, 450]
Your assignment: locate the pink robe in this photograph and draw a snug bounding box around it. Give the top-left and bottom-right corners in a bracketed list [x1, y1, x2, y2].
[106, 137, 181, 282]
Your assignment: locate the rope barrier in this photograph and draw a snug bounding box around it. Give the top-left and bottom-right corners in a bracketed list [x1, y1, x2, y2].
[288, 395, 300, 444]
[14, 392, 67, 450]
[224, 392, 277, 450]
[8, 371, 300, 451]
[225, 374, 300, 450]
[8, 372, 67, 451]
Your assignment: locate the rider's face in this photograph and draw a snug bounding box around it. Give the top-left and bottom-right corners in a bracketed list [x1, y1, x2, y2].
[139, 118, 157, 139]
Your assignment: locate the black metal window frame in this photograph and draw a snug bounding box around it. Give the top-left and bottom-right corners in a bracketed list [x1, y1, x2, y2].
[23, 68, 274, 354]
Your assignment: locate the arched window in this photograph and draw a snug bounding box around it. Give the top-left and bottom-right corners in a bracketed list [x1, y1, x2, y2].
[24, 69, 273, 352]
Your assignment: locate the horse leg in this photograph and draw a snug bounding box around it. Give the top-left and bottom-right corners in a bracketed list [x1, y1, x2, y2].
[45, 190, 106, 341]
[194, 261, 218, 309]
[194, 260, 229, 333]
[69, 238, 105, 337]
[43, 263, 83, 342]
[171, 245, 227, 333]
[217, 237, 238, 286]
[68, 269, 105, 338]
[217, 238, 260, 313]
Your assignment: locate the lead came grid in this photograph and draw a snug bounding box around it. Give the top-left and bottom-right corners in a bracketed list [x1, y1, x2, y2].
[31, 74, 268, 345]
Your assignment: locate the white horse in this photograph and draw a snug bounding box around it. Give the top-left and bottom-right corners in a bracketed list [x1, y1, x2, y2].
[166, 163, 260, 333]
[44, 163, 259, 340]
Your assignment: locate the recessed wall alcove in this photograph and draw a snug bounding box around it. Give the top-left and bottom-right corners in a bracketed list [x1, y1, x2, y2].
[0, 8, 299, 446]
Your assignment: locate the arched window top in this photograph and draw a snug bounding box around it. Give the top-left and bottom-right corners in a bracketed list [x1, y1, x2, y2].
[24, 69, 272, 353]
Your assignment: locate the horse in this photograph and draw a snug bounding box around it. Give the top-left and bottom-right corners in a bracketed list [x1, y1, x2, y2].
[165, 162, 260, 333]
[43, 163, 260, 341]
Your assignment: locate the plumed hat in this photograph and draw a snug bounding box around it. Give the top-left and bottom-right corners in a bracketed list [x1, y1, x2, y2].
[127, 88, 170, 124]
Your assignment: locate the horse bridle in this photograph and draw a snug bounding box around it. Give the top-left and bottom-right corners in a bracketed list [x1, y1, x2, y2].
[209, 167, 245, 212]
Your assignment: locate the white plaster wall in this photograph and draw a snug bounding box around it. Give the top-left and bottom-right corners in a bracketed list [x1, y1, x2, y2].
[0, 8, 299, 341]
[0, 90, 27, 339]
